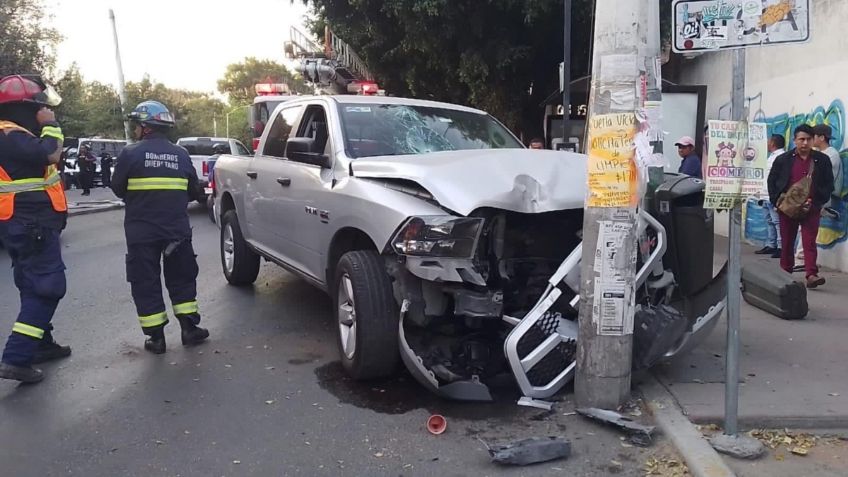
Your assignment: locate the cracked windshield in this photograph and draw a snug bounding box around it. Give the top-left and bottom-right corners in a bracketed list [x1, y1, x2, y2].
[340, 104, 522, 158]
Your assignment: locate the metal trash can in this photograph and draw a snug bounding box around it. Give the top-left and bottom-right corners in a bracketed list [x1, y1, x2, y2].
[653, 174, 715, 296]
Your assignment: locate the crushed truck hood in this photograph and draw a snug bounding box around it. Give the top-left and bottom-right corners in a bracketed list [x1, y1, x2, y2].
[350, 149, 587, 215]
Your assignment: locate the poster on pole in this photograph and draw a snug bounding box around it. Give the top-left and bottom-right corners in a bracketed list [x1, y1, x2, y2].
[672, 0, 810, 53]
[704, 120, 768, 209]
[592, 220, 636, 336]
[586, 113, 638, 208]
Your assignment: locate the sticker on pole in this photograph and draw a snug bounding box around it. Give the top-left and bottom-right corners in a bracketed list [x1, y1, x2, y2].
[671, 0, 810, 53]
[586, 113, 638, 208]
[704, 120, 768, 210]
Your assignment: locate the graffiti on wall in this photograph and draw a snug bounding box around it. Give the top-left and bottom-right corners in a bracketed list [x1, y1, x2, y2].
[739, 97, 848, 249]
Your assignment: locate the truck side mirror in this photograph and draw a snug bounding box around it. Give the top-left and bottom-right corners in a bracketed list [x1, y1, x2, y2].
[286, 137, 332, 168]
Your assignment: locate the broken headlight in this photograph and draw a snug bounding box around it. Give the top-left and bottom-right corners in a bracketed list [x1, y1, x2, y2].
[392, 216, 484, 258]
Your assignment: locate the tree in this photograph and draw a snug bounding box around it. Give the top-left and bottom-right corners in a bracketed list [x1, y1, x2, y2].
[0, 0, 60, 76]
[126, 76, 226, 139]
[54, 69, 226, 140]
[300, 0, 598, 137]
[54, 64, 124, 138]
[217, 57, 310, 104]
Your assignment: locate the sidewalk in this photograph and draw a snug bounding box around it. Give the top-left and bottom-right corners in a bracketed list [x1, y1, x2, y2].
[65, 187, 123, 216]
[653, 235, 848, 429]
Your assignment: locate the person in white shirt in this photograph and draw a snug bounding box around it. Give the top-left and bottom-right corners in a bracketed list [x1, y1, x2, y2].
[795, 124, 843, 269]
[756, 134, 785, 258]
[813, 124, 842, 217]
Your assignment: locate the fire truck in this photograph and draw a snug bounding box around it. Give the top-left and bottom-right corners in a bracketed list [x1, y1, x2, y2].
[247, 26, 381, 150]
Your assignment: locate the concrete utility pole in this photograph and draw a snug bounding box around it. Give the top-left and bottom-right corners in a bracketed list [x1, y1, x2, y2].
[109, 9, 132, 143]
[575, 0, 650, 409]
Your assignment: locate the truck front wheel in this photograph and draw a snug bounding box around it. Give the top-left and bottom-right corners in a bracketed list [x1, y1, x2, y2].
[334, 251, 399, 379]
[221, 210, 260, 286]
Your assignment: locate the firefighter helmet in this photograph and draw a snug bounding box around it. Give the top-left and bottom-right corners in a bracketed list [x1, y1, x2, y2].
[0, 75, 62, 106]
[127, 100, 176, 128]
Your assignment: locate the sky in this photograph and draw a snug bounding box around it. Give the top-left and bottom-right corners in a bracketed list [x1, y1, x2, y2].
[48, 0, 311, 95]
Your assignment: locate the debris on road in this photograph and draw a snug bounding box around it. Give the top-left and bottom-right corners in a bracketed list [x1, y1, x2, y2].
[427, 414, 447, 435]
[517, 396, 554, 411]
[576, 408, 656, 447]
[483, 436, 571, 466]
[644, 456, 689, 476]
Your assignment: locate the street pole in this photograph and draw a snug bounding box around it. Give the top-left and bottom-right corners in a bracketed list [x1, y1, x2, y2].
[213, 115, 218, 137]
[725, 47, 746, 437]
[109, 9, 132, 143]
[562, 0, 571, 146]
[575, 0, 648, 409]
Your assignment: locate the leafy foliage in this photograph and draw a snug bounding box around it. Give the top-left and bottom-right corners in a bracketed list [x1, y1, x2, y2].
[0, 0, 60, 76]
[300, 0, 597, 137]
[54, 66, 226, 141]
[217, 57, 311, 104]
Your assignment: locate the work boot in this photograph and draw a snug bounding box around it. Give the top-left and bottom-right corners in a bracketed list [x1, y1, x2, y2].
[143, 328, 166, 354]
[176, 315, 209, 346]
[806, 275, 826, 289]
[32, 337, 72, 364]
[0, 363, 44, 384]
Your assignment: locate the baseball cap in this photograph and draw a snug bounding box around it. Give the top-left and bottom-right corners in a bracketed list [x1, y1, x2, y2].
[813, 124, 833, 140]
[674, 136, 695, 147]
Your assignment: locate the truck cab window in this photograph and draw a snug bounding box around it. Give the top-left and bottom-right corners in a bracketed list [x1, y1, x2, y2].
[294, 105, 331, 157]
[262, 106, 303, 158]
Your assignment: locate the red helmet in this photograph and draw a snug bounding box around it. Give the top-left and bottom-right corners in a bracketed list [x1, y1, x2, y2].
[0, 75, 62, 106]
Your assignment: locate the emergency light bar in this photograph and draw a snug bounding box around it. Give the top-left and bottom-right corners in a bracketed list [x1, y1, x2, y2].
[346, 81, 382, 96]
[255, 83, 291, 95]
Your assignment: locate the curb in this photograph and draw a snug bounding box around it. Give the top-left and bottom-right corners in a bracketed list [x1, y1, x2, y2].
[685, 413, 848, 430]
[68, 204, 124, 217]
[640, 376, 736, 477]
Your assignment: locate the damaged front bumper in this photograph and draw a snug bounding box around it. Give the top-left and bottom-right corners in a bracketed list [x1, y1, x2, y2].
[393, 210, 728, 403]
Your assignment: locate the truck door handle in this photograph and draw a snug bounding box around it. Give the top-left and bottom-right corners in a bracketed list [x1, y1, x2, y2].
[276, 177, 291, 187]
[246, 171, 258, 179]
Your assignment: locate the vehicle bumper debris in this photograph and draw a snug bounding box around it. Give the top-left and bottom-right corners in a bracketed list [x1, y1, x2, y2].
[577, 407, 656, 447]
[484, 436, 572, 466]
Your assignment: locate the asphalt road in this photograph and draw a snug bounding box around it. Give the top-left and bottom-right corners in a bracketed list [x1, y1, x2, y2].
[0, 207, 665, 477]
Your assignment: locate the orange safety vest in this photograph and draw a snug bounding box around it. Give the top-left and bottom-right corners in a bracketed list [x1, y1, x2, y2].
[0, 120, 68, 220]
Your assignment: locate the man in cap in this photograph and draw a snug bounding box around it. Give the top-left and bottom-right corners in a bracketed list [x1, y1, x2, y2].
[675, 136, 702, 179]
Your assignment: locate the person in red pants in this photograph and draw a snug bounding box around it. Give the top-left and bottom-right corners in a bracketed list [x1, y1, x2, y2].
[767, 124, 834, 288]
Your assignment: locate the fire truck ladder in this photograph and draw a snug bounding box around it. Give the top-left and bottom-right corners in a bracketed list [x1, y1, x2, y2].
[325, 27, 374, 82]
[286, 26, 374, 90]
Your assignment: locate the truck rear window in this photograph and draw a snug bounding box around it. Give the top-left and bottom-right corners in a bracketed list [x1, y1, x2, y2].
[179, 141, 229, 156]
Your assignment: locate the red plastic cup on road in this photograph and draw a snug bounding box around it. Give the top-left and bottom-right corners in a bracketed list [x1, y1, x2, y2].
[427, 414, 446, 435]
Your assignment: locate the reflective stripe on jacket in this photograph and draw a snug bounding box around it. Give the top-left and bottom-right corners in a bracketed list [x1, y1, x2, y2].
[0, 120, 67, 220]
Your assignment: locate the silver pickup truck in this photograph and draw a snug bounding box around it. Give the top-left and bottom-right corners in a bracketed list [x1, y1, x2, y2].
[213, 95, 727, 402]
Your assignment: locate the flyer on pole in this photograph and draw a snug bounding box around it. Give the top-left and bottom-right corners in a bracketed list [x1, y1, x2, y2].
[704, 120, 767, 209]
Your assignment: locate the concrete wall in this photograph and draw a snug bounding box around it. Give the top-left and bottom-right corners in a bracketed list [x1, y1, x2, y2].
[679, 0, 848, 271]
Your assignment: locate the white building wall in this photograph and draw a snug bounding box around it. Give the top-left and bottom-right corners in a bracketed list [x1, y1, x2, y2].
[678, 0, 848, 271]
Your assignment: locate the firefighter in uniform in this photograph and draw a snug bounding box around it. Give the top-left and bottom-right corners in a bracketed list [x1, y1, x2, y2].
[111, 101, 209, 354]
[0, 75, 72, 383]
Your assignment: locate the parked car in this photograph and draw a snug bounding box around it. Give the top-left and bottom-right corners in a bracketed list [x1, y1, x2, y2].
[213, 95, 727, 402]
[176, 137, 252, 205]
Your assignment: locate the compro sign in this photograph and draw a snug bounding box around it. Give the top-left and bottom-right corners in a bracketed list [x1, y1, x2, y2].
[704, 121, 767, 209]
[672, 0, 810, 53]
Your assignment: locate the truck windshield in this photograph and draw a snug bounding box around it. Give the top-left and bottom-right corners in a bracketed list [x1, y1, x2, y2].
[339, 103, 522, 158]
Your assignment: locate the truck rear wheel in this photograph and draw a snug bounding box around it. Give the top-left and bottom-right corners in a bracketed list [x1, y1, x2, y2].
[221, 210, 260, 286]
[334, 250, 399, 379]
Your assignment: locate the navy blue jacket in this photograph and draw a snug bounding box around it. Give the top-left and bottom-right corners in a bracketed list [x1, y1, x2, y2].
[111, 133, 202, 244]
[678, 153, 702, 179]
[0, 123, 66, 229]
